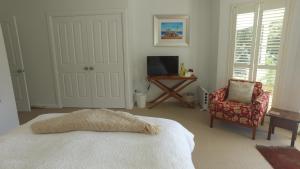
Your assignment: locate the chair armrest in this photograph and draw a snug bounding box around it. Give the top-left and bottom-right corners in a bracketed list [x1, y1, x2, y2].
[251, 91, 270, 119]
[253, 91, 270, 106]
[209, 87, 227, 103]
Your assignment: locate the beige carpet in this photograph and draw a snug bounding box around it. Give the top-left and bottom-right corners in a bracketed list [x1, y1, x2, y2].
[19, 103, 300, 169]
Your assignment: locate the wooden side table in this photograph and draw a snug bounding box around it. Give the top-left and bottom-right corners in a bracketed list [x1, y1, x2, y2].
[267, 108, 300, 147]
[147, 75, 197, 109]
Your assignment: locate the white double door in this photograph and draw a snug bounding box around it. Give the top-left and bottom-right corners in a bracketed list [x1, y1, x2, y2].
[52, 14, 125, 108]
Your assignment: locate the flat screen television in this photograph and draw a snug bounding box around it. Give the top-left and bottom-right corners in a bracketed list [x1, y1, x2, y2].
[147, 56, 179, 76]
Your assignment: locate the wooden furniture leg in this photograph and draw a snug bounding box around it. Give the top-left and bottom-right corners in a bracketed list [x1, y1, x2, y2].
[148, 95, 170, 109]
[149, 80, 186, 104]
[147, 76, 197, 108]
[210, 115, 214, 128]
[149, 92, 167, 103]
[261, 115, 265, 125]
[267, 117, 273, 140]
[252, 127, 256, 140]
[272, 126, 275, 134]
[291, 124, 298, 147]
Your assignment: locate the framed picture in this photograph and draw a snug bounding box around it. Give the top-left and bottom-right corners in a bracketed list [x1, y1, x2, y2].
[154, 15, 190, 47]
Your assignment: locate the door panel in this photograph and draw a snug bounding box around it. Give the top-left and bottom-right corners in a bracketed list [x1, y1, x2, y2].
[92, 21, 104, 63]
[89, 15, 125, 108]
[0, 17, 31, 111]
[59, 72, 91, 107]
[95, 72, 105, 97]
[53, 18, 92, 107]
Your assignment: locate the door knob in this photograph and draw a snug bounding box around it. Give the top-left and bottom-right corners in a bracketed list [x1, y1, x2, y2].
[17, 69, 24, 73]
[89, 67, 94, 71]
[84, 66, 89, 71]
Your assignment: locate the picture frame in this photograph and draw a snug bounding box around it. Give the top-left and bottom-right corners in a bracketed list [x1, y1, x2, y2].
[154, 15, 190, 47]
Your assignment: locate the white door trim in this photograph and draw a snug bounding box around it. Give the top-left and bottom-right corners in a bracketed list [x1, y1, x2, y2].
[0, 15, 31, 112]
[46, 9, 132, 109]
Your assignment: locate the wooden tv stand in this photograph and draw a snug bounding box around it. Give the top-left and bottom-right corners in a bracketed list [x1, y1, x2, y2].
[147, 75, 197, 108]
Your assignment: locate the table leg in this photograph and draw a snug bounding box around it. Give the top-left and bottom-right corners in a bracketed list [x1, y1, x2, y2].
[148, 95, 170, 109]
[252, 127, 257, 140]
[291, 124, 298, 147]
[172, 93, 194, 108]
[150, 80, 186, 103]
[272, 126, 275, 134]
[267, 118, 273, 140]
[149, 92, 168, 103]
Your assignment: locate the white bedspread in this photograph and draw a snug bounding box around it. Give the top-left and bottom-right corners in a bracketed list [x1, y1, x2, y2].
[0, 113, 195, 169]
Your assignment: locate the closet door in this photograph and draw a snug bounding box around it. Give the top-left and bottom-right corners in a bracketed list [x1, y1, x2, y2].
[51, 13, 126, 108]
[52, 17, 92, 107]
[88, 15, 125, 108]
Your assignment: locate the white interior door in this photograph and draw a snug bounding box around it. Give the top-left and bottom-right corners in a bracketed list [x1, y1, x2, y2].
[51, 13, 125, 108]
[52, 16, 92, 107]
[0, 17, 31, 112]
[88, 15, 125, 108]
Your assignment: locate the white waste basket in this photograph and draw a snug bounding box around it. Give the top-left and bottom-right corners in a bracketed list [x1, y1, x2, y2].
[135, 92, 146, 108]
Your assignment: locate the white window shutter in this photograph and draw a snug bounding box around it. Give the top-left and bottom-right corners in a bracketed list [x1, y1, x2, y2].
[229, 0, 287, 106]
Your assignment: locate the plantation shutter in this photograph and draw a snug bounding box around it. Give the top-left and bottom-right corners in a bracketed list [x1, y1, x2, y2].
[232, 4, 258, 80]
[229, 0, 287, 106]
[255, 7, 285, 93]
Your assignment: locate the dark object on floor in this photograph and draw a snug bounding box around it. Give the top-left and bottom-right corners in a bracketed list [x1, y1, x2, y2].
[256, 145, 300, 169]
[267, 107, 300, 147]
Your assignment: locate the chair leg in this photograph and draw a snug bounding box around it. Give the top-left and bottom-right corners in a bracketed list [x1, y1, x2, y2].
[261, 116, 265, 126]
[210, 115, 214, 128]
[252, 127, 256, 140]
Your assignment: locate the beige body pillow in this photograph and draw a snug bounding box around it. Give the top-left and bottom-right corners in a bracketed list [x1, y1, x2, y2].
[31, 109, 159, 135]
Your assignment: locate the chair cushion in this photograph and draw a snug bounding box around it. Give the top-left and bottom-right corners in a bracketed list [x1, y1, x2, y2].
[227, 80, 255, 103]
[213, 100, 252, 125]
[215, 101, 252, 115]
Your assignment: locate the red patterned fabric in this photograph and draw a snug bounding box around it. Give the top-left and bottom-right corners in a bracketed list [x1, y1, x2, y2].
[209, 79, 270, 127]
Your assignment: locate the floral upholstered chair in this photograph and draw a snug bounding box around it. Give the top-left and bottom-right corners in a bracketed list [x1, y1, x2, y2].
[209, 79, 270, 139]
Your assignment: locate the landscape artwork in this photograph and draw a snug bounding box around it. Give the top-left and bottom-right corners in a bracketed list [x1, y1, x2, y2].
[154, 15, 189, 47]
[160, 22, 184, 40]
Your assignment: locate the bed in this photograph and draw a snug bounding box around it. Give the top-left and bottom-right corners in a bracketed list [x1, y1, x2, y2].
[0, 113, 195, 169]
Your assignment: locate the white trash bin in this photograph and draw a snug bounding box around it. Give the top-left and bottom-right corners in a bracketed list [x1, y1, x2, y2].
[135, 92, 146, 108]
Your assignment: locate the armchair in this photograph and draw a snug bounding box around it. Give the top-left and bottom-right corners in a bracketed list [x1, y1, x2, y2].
[209, 79, 270, 140]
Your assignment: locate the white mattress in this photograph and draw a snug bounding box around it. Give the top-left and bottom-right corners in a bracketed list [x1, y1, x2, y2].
[0, 113, 195, 169]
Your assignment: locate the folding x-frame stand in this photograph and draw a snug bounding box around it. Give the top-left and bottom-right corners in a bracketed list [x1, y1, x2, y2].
[147, 75, 197, 109]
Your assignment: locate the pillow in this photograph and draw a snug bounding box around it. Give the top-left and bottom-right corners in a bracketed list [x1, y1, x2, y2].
[31, 109, 159, 135]
[227, 80, 255, 104]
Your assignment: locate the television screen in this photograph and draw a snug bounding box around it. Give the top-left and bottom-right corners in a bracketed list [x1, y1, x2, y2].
[147, 56, 178, 76]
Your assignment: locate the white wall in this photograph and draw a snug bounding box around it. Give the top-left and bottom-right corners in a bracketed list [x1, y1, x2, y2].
[0, 0, 214, 106]
[216, 0, 300, 111]
[274, 0, 300, 111]
[0, 0, 129, 107]
[3, 0, 297, 110]
[0, 26, 19, 134]
[128, 0, 212, 100]
[209, 0, 220, 91]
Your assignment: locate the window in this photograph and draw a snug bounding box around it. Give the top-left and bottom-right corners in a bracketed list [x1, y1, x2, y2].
[229, 0, 288, 105]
